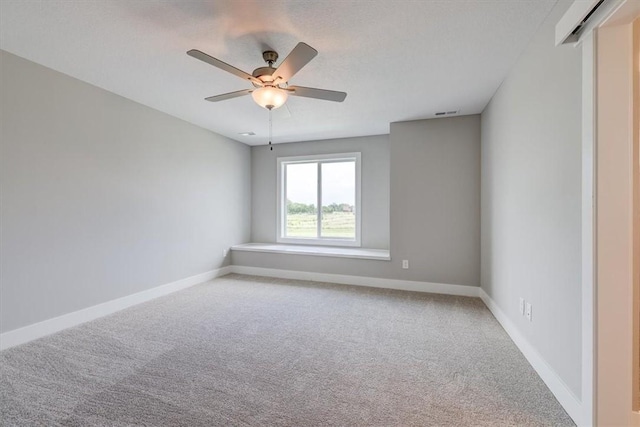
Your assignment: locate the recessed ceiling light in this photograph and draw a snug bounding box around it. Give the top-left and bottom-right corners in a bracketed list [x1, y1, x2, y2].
[238, 132, 256, 136]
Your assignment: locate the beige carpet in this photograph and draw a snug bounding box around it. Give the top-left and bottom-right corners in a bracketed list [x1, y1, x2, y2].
[1, 274, 574, 426]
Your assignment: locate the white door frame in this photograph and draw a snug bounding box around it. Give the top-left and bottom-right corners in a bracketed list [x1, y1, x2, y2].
[580, 29, 596, 427]
[559, 0, 640, 425]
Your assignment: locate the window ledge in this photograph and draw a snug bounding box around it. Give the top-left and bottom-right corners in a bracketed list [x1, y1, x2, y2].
[231, 243, 390, 261]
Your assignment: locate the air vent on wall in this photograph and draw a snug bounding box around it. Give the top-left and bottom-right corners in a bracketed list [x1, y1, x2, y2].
[435, 110, 459, 116]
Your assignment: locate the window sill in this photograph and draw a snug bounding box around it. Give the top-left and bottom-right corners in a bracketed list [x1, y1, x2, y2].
[231, 243, 390, 261]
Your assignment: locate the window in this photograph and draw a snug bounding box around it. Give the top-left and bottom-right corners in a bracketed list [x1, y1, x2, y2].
[277, 153, 361, 246]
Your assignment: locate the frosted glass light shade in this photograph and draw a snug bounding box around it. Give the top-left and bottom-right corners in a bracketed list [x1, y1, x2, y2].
[252, 86, 288, 109]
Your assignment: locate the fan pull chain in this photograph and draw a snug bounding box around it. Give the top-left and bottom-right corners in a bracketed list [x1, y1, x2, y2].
[268, 107, 273, 151]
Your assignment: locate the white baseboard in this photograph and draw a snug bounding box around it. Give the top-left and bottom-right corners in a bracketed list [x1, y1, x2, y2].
[0, 266, 232, 351]
[478, 288, 582, 425]
[229, 265, 480, 297]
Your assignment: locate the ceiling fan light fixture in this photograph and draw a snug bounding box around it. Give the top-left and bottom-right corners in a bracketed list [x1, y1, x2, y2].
[252, 86, 288, 110]
[188, 43, 346, 107]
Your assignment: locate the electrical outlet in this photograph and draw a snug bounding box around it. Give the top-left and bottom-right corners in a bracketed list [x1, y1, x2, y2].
[526, 302, 532, 321]
[222, 249, 228, 257]
[519, 298, 525, 315]
[402, 260, 409, 269]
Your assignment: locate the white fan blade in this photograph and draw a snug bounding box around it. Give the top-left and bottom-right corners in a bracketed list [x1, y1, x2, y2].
[205, 89, 253, 102]
[271, 43, 318, 84]
[287, 86, 347, 102]
[188, 50, 262, 86]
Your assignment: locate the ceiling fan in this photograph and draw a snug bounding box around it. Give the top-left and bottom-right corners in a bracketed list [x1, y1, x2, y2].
[187, 42, 347, 110]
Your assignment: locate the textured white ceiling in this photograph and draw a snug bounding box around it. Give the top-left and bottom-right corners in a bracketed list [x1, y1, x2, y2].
[0, 0, 557, 145]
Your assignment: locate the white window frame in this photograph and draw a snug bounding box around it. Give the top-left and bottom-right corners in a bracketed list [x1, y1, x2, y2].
[277, 152, 362, 247]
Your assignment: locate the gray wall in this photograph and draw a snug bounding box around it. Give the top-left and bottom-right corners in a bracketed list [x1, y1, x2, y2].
[391, 116, 480, 286]
[237, 115, 480, 287]
[480, 0, 582, 397]
[251, 135, 390, 249]
[0, 50, 251, 333]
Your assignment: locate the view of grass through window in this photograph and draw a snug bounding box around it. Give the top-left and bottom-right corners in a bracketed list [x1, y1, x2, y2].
[285, 160, 355, 239]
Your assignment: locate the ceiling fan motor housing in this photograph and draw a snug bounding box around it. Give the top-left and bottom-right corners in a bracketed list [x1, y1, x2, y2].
[252, 66, 276, 87]
[251, 50, 280, 87]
